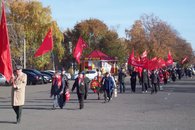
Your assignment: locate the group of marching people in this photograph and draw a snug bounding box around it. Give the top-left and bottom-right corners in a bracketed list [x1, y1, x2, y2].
[50, 68, 69, 109]
[50, 65, 193, 110]
[118, 67, 163, 95]
[50, 69, 117, 110]
[128, 66, 192, 94]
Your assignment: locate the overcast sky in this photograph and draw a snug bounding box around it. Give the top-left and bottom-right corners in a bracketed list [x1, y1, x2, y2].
[40, 0, 195, 50]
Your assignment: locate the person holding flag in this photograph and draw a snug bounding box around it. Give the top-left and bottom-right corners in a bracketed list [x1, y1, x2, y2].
[150, 69, 160, 94]
[11, 65, 27, 124]
[0, 0, 27, 124]
[130, 67, 137, 93]
[141, 68, 149, 93]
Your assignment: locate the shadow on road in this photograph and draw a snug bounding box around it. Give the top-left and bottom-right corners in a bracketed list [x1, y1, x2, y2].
[65, 108, 79, 110]
[0, 121, 15, 124]
[163, 86, 195, 93]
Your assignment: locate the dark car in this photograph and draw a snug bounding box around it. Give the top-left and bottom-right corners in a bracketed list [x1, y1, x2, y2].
[41, 73, 52, 83]
[41, 71, 54, 78]
[23, 69, 45, 84]
[22, 71, 43, 85]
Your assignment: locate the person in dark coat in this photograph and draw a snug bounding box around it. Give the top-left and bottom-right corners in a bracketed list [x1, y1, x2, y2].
[101, 72, 114, 102]
[163, 69, 169, 85]
[83, 72, 90, 100]
[109, 73, 117, 99]
[50, 72, 62, 109]
[72, 73, 85, 109]
[177, 68, 182, 80]
[118, 68, 127, 93]
[130, 68, 137, 93]
[58, 69, 69, 109]
[171, 68, 177, 82]
[141, 69, 149, 93]
[150, 69, 160, 94]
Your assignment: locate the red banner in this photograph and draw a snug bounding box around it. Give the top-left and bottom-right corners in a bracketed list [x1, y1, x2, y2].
[34, 28, 53, 57]
[141, 50, 147, 59]
[166, 50, 173, 66]
[128, 49, 134, 65]
[73, 36, 88, 64]
[0, 0, 13, 81]
[181, 56, 188, 64]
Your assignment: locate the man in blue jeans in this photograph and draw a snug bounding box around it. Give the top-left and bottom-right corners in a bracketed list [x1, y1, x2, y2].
[118, 68, 127, 93]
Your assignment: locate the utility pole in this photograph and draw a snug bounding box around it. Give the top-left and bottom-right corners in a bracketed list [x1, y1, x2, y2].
[23, 37, 26, 69]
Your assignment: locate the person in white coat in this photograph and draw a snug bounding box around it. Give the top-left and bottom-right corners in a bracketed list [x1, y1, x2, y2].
[11, 65, 27, 124]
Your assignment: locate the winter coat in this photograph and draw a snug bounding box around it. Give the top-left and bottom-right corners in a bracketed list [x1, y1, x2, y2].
[130, 71, 137, 82]
[51, 75, 62, 96]
[150, 71, 160, 84]
[118, 71, 126, 83]
[72, 78, 85, 95]
[11, 73, 27, 106]
[142, 69, 149, 84]
[84, 76, 90, 90]
[102, 76, 114, 91]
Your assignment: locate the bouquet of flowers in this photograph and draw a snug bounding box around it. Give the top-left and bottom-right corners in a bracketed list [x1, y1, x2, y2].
[90, 80, 101, 93]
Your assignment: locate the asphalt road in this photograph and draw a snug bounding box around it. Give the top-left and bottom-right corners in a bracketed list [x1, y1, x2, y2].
[0, 77, 195, 130]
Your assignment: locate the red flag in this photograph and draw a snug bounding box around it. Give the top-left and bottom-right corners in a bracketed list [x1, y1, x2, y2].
[0, 0, 13, 81]
[141, 50, 147, 59]
[166, 50, 173, 66]
[181, 56, 188, 64]
[158, 58, 166, 68]
[73, 36, 88, 64]
[140, 50, 148, 67]
[135, 66, 143, 77]
[34, 28, 53, 57]
[147, 57, 158, 70]
[128, 49, 134, 65]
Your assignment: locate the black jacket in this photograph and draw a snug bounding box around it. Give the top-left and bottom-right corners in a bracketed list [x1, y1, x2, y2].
[150, 71, 160, 84]
[72, 78, 85, 95]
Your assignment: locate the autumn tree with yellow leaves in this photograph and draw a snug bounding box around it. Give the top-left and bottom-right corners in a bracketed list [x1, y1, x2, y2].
[6, 0, 64, 69]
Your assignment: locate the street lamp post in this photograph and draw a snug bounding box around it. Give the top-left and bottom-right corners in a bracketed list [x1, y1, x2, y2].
[23, 37, 26, 68]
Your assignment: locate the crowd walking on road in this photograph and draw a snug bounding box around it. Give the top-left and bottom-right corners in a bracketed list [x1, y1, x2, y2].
[2, 65, 195, 124]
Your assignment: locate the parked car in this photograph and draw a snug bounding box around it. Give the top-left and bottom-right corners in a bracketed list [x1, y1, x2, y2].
[22, 71, 43, 85]
[41, 71, 54, 78]
[44, 70, 55, 75]
[45, 70, 71, 80]
[84, 70, 98, 80]
[72, 70, 97, 80]
[41, 73, 52, 83]
[23, 69, 45, 84]
[0, 73, 7, 86]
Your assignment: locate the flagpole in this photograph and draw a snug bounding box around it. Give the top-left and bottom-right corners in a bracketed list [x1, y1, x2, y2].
[51, 51, 55, 71]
